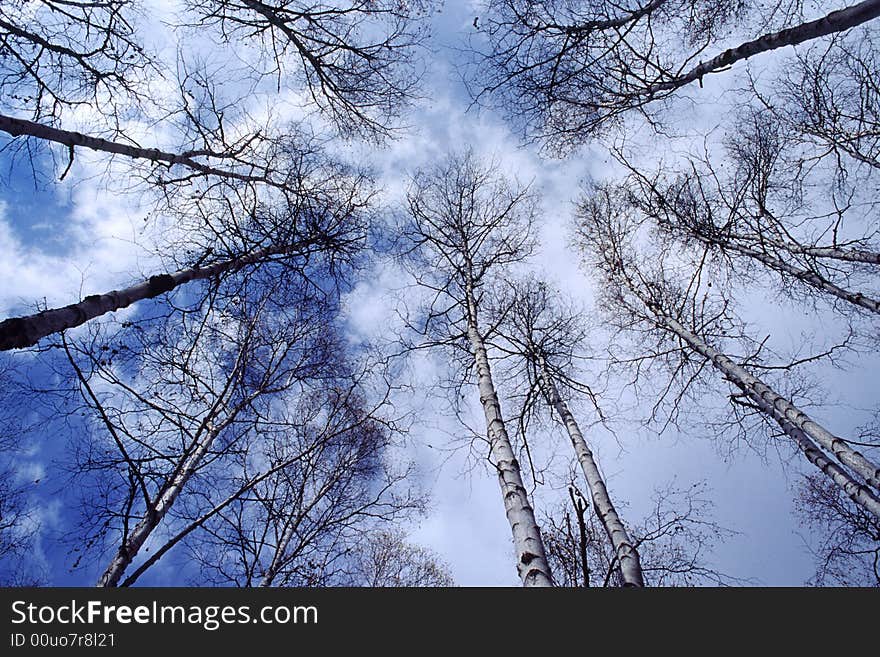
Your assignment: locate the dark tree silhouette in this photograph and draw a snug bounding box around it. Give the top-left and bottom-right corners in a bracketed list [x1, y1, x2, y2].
[472, 0, 880, 151]
[544, 482, 736, 586]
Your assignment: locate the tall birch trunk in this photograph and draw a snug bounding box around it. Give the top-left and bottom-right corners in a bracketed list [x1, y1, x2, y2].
[749, 240, 880, 266]
[630, 290, 880, 518]
[258, 480, 325, 587]
[97, 421, 227, 587]
[651, 0, 880, 94]
[465, 285, 554, 587]
[0, 114, 283, 189]
[708, 238, 880, 315]
[0, 243, 298, 350]
[537, 356, 645, 586]
[258, 521, 300, 588]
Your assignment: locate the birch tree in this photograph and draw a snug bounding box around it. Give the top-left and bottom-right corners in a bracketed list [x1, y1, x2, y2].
[472, 0, 880, 151]
[52, 268, 368, 586]
[576, 188, 880, 520]
[0, 0, 153, 122]
[491, 278, 644, 586]
[179, 0, 431, 140]
[0, 138, 371, 350]
[760, 29, 880, 184]
[616, 113, 880, 319]
[543, 482, 736, 586]
[176, 386, 419, 588]
[399, 151, 554, 587]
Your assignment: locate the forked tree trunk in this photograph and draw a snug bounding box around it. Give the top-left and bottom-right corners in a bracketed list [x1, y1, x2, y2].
[119, 447, 314, 587]
[537, 356, 645, 587]
[652, 0, 880, 94]
[0, 242, 298, 350]
[465, 286, 554, 587]
[98, 421, 226, 587]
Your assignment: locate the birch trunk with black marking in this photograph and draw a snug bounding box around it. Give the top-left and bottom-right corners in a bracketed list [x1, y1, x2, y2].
[631, 290, 880, 517]
[749, 240, 880, 266]
[537, 356, 644, 587]
[651, 0, 880, 95]
[465, 282, 554, 587]
[706, 237, 880, 315]
[0, 114, 284, 189]
[119, 456, 304, 587]
[0, 242, 298, 350]
[97, 421, 226, 587]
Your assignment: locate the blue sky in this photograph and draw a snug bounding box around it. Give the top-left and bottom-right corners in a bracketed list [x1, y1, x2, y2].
[1, 0, 877, 586]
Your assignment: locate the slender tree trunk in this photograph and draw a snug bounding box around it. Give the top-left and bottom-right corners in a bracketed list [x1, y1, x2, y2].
[739, 215, 880, 265]
[97, 422, 226, 587]
[634, 293, 880, 518]
[258, 522, 299, 588]
[464, 285, 554, 587]
[775, 414, 880, 519]
[0, 242, 297, 350]
[698, 233, 880, 314]
[538, 356, 645, 587]
[651, 0, 880, 94]
[258, 480, 321, 587]
[119, 446, 314, 587]
[753, 241, 880, 266]
[0, 114, 282, 189]
[571, 491, 591, 588]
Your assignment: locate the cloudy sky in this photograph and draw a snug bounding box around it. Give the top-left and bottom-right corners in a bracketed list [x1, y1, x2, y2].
[1, 0, 876, 586]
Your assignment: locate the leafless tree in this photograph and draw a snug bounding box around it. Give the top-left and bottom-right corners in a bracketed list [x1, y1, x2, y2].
[543, 482, 737, 586]
[0, 0, 154, 122]
[575, 186, 880, 520]
[0, 68, 339, 200]
[0, 361, 48, 585]
[795, 472, 880, 585]
[0, 449, 42, 585]
[338, 529, 455, 587]
[175, 385, 419, 588]
[472, 0, 880, 151]
[759, 29, 880, 184]
[181, 0, 431, 140]
[45, 264, 401, 587]
[615, 113, 880, 318]
[398, 150, 554, 586]
[490, 277, 644, 586]
[0, 136, 372, 350]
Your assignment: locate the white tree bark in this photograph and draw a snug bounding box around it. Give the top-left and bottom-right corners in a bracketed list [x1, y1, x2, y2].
[0, 113, 284, 189]
[537, 356, 645, 586]
[706, 237, 880, 315]
[751, 241, 880, 266]
[97, 422, 226, 587]
[258, 521, 300, 588]
[652, 0, 880, 94]
[0, 242, 298, 350]
[465, 286, 554, 587]
[635, 297, 880, 519]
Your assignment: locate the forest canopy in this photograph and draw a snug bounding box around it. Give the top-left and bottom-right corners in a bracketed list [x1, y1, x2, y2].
[0, 0, 878, 587]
